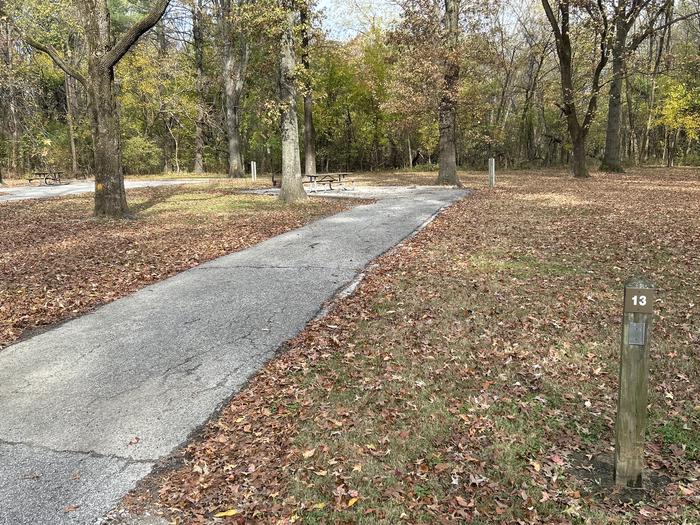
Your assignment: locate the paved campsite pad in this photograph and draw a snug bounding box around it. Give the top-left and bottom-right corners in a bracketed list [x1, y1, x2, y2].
[0, 187, 466, 525]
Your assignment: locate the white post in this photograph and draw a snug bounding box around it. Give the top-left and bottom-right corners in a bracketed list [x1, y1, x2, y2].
[251, 161, 257, 182]
[488, 158, 496, 188]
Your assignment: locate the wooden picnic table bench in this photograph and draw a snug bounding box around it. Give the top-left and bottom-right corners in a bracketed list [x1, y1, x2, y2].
[304, 172, 352, 191]
[271, 172, 353, 191]
[28, 170, 65, 185]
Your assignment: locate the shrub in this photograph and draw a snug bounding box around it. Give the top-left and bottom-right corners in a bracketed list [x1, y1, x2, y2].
[122, 136, 162, 174]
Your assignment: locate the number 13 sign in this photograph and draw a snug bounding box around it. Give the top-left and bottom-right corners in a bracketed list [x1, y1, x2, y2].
[624, 288, 655, 314]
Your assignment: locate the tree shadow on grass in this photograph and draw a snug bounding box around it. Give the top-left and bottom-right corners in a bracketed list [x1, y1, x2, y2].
[128, 186, 197, 216]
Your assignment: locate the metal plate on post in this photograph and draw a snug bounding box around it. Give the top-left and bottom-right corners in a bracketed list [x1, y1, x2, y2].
[627, 321, 646, 346]
[624, 288, 655, 314]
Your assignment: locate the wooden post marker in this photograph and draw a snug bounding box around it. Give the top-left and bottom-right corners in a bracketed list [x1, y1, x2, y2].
[488, 157, 496, 188]
[615, 276, 655, 488]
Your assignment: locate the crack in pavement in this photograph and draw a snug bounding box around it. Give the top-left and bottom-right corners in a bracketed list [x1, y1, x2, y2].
[0, 439, 157, 465]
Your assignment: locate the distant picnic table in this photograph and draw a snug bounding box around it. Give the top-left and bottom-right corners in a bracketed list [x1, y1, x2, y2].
[272, 172, 353, 191]
[28, 169, 65, 185]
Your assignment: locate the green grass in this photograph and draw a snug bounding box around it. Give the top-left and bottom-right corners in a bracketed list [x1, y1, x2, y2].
[133, 189, 282, 217]
[467, 250, 580, 279]
[657, 416, 700, 460]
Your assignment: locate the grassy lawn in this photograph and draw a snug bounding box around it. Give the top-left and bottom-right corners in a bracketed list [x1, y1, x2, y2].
[0, 182, 354, 349]
[126, 168, 699, 524]
[125, 170, 439, 187]
[124, 172, 268, 187]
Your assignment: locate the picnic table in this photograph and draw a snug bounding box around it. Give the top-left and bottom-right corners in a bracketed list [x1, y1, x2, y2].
[304, 172, 353, 191]
[271, 172, 353, 191]
[28, 170, 65, 185]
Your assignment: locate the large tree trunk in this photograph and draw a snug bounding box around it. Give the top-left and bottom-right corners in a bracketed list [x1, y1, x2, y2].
[437, 101, 458, 184]
[561, 61, 590, 178]
[82, 0, 128, 216]
[192, 0, 205, 174]
[223, 43, 244, 178]
[219, 0, 248, 180]
[278, 4, 306, 203]
[436, 0, 461, 186]
[571, 130, 588, 178]
[601, 25, 626, 172]
[88, 65, 128, 216]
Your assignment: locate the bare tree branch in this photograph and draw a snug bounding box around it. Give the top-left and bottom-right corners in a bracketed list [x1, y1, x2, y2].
[541, 0, 562, 58]
[630, 9, 700, 50]
[23, 35, 87, 87]
[102, 0, 172, 69]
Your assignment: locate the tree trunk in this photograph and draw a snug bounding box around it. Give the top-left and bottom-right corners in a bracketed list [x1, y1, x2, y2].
[666, 128, 680, 167]
[437, 101, 458, 184]
[156, 24, 173, 174]
[303, 93, 316, 176]
[81, 0, 128, 216]
[88, 65, 128, 216]
[436, 0, 461, 186]
[300, 4, 316, 176]
[192, 0, 205, 174]
[167, 120, 180, 173]
[9, 99, 18, 176]
[278, 4, 306, 203]
[571, 131, 589, 178]
[65, 73, 79, 175]
[642, 78, 658, 163]
[643, 31, 668, 163]
[163, 129, 173, 173]
[219, 0, 249, 179]
[625, 76, 638, 164]
[223, 43, 244, 178]
[602, 25, 626, 172]
[5, 24, 19, 177]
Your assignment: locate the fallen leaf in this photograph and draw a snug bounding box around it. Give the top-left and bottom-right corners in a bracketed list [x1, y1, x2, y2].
[455, 496, 470, 508]
[213, 508, 238, 517]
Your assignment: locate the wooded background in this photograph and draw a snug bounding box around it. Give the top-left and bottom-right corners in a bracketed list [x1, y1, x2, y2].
[2, 0, 699, 179]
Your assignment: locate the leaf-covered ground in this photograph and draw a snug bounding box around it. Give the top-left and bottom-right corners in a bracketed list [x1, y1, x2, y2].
[0, 183, 353, 349]
[123, 168, 699, 525]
